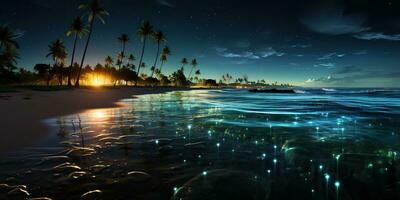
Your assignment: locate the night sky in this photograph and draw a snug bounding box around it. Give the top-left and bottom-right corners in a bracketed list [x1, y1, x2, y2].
[2, 0, 400, 87]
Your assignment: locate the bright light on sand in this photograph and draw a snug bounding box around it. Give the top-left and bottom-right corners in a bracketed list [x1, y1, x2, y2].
[88, 109, 108, 120]
[86, 73, 113, 86]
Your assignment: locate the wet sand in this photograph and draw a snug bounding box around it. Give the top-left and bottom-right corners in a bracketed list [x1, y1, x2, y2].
[0, 87, 190, 152]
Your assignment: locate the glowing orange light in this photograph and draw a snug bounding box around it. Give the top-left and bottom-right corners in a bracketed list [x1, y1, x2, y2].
[85, 72, 113, 86]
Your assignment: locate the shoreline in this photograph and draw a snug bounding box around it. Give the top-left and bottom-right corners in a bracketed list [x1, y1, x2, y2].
[0, 87, 195, 153]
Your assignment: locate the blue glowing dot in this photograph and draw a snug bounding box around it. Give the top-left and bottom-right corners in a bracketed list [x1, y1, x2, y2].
[187, 125, 192, 129]
[335, 181, 340, 188]
[202, 171, 207, 176]
[319, 165, 323, 170]
[173, 187, 178, 192]
[316, 127, 320, 131]
[273, 158, 277, 164]
[267, 169, 271, 174]
[155, 140, 159, 144]
[274, 145, 277, 149]
[198, 155, 202, 158]
[216, 143, 220, 147]
[324, 174, 330, 181]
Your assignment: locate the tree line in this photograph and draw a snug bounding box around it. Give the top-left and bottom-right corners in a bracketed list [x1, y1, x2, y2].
[0, 0, 202, 87]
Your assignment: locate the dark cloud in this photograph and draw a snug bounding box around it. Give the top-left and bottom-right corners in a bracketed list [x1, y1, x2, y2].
[301, 6, 369, 35]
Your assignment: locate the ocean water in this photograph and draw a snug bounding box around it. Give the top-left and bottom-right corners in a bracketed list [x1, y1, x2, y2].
[1, 88, 399, 200]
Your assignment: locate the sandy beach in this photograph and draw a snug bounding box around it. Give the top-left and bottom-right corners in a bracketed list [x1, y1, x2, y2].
[0, 87, 189, 152]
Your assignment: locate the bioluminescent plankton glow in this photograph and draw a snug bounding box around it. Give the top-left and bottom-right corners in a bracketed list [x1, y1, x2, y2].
[1, 89, 399, 199]
[1, 0, 400, 199]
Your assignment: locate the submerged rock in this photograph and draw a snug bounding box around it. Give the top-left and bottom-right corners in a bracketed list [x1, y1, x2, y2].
[0, 183, 11, 192]
[172, 169, 270, 200]
[89, 164, 110, 173]
[126, 171, 152, 182]
[0, 184, 27, 193]
[81, 189, 102, 200]
[37, 156, 71, 167]
[7, 188, 30, 199]
[66, 147, 96, 157]
[51, 162, 81, 173]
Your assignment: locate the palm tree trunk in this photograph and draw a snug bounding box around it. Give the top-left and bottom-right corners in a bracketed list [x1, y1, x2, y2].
[119, 43, 125, 70]
[159, 60, 164, 75]
[59, 65, 63, 86]
[68, 34, 78, 87]
[151, 42, 161, 78]
[188, 66, 194, 80]
[135, 37, 147, 86]
[75, 19, 95, 87]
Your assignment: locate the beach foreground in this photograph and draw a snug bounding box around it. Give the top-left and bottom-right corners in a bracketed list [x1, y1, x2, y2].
[0, 87, 190, 152]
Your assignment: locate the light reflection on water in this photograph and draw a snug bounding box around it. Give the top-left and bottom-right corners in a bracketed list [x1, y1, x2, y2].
[0, 89, 399, 200]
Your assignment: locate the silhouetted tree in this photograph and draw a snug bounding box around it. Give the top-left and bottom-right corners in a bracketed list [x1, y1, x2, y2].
[188, 58, 197, 80]
[66, 17, 88, 86]
[150, 30, 166, 78]
[34, 64, 51, 85]
[75, 0, 108, 87]
[117, 33, 129, 69]
[181, 58, 188, 69]
[46, 39, 67, 85]
[0, 25, 20, 83]
[170, 67, 188, 86]
[135, 20, 153, 86]
[159, 46, 170, 74]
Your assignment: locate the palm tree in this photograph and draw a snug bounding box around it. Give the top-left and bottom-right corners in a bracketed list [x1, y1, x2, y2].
[117, 33, 129, 69]
[135, 20, 153, 86]
[104, 56, 113, 67]
[0, 25, 19, 50]
[194, 69, 201, 83]
[158, 46, 170, 74]
[66, 17, 88, 86]
[46, 39, 67, 85]
[150, 30, 166, 78]
[181, 58, 188, 69]
[0, 45, 19, 71]
[188, 59, 197, 80]
[75, 0, 109, 87]
[0, 25, 20, 71]
[127, 54, 135, 68]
